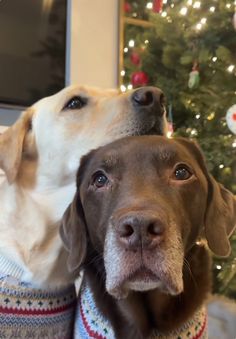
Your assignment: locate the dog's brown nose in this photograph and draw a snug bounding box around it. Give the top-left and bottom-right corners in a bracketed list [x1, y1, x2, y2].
[116, 214, 165, 250]
[132, 87, 164, 108]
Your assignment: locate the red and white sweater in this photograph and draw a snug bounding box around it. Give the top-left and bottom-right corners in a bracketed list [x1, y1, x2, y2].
[74, 281, 208, 339]
[0, 254, 76, 339]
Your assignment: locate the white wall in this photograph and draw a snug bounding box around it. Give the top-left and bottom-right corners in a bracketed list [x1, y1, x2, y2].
[0, 0, 120, 125]
[68, 0, 119, 88]
[0, 126, 7, 183]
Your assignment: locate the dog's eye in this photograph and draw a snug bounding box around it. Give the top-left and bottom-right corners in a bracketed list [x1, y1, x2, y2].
[174, 165, 192, 181]
[64, 96, 87, 110]
[92, 171, 109, 188]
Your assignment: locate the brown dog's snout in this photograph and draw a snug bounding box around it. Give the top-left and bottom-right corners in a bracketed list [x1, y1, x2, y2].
[132, 87, 164, 111]
[115, 214, 165, 250]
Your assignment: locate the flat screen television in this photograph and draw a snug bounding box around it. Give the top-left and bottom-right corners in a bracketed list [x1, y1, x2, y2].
[0, 0, 67, 108]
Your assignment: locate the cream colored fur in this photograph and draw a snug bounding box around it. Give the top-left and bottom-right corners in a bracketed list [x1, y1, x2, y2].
[0, 85, 166, 289]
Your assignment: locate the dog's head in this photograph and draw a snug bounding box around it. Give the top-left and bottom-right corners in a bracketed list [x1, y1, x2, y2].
[61, 136, 236, 299]
[0, 86, 166, 188]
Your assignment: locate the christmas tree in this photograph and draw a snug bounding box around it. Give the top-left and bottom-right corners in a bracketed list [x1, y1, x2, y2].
[121, 0, 236, 298]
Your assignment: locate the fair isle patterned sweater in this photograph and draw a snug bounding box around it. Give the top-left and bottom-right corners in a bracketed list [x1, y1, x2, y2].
[0, 254, 76, 339]
[74, 281, 208, 339]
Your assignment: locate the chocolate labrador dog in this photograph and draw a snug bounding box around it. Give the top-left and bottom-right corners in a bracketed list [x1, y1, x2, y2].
[61, 136, 236, 339]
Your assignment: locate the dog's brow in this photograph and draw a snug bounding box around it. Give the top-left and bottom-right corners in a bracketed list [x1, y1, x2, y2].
[152, 147, 176, 162]
[102, 156, 119, 170]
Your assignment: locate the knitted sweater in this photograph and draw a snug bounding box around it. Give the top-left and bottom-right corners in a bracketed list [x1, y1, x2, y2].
[0, 254, 76, 339]
[74, 281, 208, 339]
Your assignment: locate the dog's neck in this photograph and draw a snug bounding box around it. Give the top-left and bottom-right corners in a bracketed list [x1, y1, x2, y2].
[30, 181, 76, 221]
[0, 178, 76, 288]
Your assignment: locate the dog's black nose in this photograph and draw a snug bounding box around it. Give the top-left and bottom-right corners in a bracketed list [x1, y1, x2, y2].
[132, 87, 164, 107]
[116, 214, 165, 250]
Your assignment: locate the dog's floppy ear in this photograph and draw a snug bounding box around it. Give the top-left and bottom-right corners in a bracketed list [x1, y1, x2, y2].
[175, 137, 236, 257]
[60, 193, 87, 273]
[0, 109, 33, 184]
[205, 178, 236, 257]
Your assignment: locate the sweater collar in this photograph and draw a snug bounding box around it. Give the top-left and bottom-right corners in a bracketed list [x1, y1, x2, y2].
[76, 280, 208, 339]
[0, 253, 25, 280]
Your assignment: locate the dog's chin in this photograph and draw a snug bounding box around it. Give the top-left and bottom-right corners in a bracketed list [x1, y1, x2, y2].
[125, 279, 162, 292]
[128, 115, 166, 138]
[133, 123, 165, 137]
[106, 268, 183, 300]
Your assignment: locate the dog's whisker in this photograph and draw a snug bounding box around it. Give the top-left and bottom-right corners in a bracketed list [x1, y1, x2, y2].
[183, 258, 198, 289]
[85, 254, 103, 268]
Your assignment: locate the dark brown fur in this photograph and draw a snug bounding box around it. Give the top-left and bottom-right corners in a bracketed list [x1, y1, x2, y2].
[61, 136, 236, 338]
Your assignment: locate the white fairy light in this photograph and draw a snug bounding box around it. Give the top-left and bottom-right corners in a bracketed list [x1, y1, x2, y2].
[227, 65, 235, 73]
[124, 47, 128, 53]
[146, 2, 153, 9]
[195, 114, 201, 119]
[226, 3, 231, 8]
[120, 70, 125, 77]
[201, 17, 207, 24]
[171, 4, 174, 8]
[187, 0, 193, 5]
[180, 7, 188, 15]
[212, 57, 217, 62]
[193, 1, 201, 9]
[144, 40, 149, 44]
[163, 0, 168, 4]
[120, 85, 126, 92]
[196, 23, 202, 30]
[161, 11, 167, 17]
[232, 140, 236, 148]
[128, 40, 135, 48]
[219, 164, 224, 169]
[191, 129, 198, 136]
[209, 6, 215, 12]
[216, 265, 222, 270]
[127, 84, 133, 90]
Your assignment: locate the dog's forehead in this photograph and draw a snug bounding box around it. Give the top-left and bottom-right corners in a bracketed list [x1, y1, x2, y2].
[61, 85, 118, 98]
[87, 136, 198, 171]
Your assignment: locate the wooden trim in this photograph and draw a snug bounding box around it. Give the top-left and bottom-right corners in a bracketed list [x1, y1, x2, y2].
[118, 0, 125, 87]
[124, 17, 155, 28]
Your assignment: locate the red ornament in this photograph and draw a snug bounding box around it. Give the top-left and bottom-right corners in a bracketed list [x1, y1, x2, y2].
[153, 0, 163, 13]
[124, 2, 132, 13]
[130, 51, 141, 66]
[233, 113, 236, 121]
[131, 71, 149, 87]
[167, 122, 174, 137]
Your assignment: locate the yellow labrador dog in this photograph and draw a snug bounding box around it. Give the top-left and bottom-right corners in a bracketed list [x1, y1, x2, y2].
[0, 85, 166, 338]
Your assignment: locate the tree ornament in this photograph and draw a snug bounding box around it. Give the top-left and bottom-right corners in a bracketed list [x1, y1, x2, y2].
[130, 51, 141, 65]
[167, 103, 174, 138]
[124, 2, 132, 13]
[153, 0, 163, 13]
[233, 12, 236, 30]
[131, 71, 149, 87]
[188, 62, 200, 89]
[226, 104, 236, 135]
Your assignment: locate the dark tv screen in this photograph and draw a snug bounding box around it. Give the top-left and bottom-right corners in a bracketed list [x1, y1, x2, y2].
[0, 0, 67, 107]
